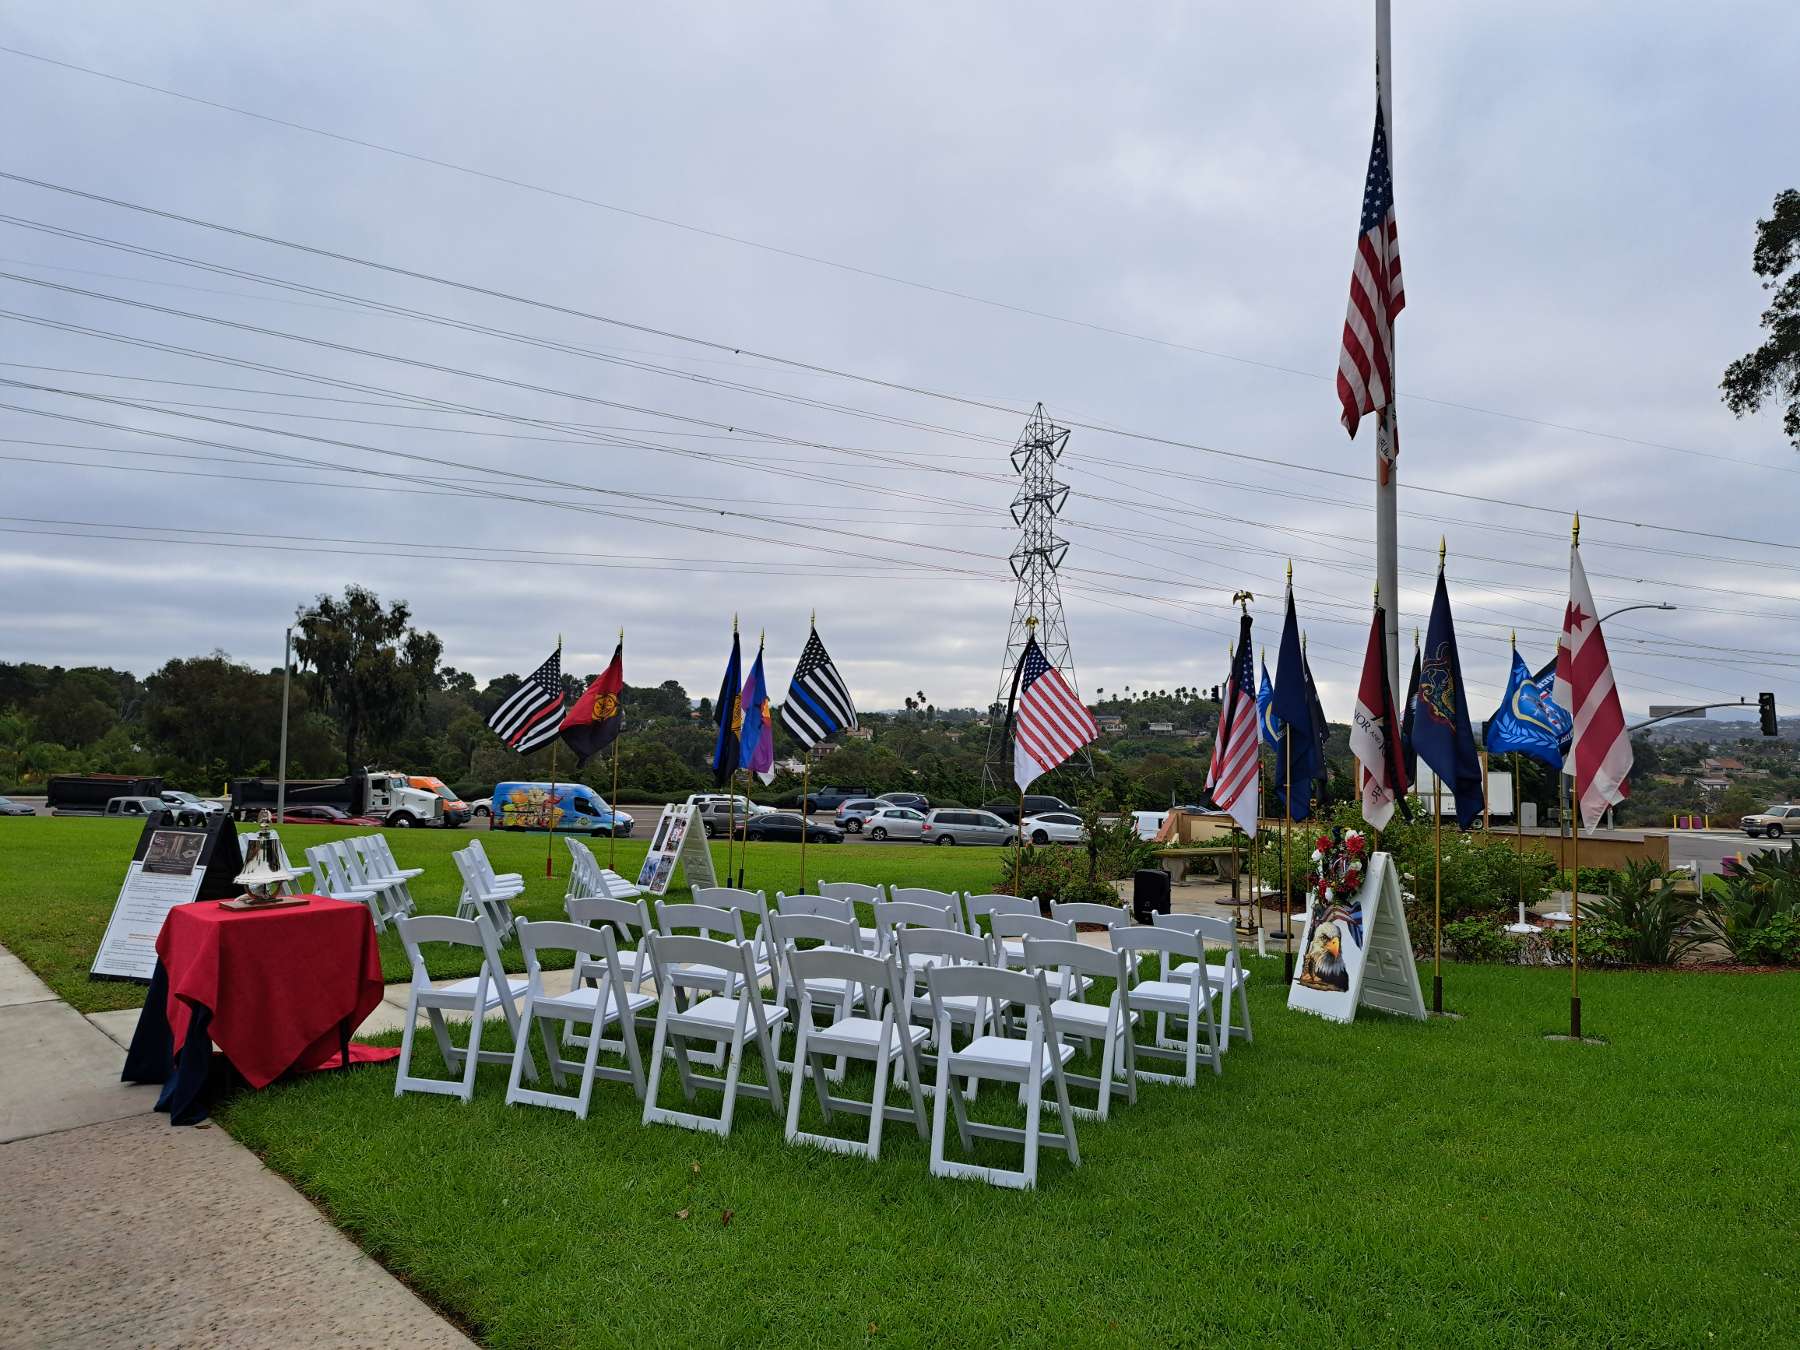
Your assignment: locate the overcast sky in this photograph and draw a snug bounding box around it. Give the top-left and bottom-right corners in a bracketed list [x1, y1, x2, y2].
[2, 2, 1798, 722]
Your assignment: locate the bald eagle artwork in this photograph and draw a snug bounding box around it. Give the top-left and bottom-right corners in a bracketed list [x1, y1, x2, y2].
[1299, 918, 1350, 992]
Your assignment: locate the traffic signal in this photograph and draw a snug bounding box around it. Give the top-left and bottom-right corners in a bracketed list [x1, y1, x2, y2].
[1759, 692, 1778, 736]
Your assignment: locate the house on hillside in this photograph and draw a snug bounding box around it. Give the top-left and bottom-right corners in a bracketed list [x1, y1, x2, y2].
[844, 726, 874, 742]
[1147, 721, 1176, 735]
[1094, 714, 1125, 734]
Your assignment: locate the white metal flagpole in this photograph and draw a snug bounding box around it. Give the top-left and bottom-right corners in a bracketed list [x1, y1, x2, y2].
[1374, 0, 1401, 708]
[276, 625, 292, 824]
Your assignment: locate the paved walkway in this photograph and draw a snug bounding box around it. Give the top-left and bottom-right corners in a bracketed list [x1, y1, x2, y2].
[0, 944, 473, 1350]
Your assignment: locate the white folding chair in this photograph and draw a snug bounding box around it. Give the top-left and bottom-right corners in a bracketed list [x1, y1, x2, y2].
[815, 881, 885, 951]
[965, 893, 1038, 953]
[924, 964, 1080, 1190]
[452, 845, 522, 942]
[393, 914, 533, 1102]
[991, 913, 1077, 972]
[364, 833, 423, 881]
[303, 842, 381, 927]
[769, 910, 867, 1081]
[564, 836, 604, 903]
[563, 894, 654, 1052]
[641, 932, 787, 1137]
[334, 838, 413, 932]
[693, 887, 780, 992]
[873, 898, 961, 978]
[1112, 927, 1223, 1086]
[895, 926, 1002, 1100]
[657, 901, 774, 1066]
[1049, 900, 1132, 933]
[783, 945, 929, 1161]
[1023, 936, 1137, 1120]
[1153, 912, 1254, 1050]
[503, 918, 652, 1117]
[777, 891, 877, 952]
[891, 887, 967, 931]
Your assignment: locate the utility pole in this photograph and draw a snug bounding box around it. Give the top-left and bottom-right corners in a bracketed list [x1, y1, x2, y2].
[983, 403, 1088, 797]
[276, 626, 292, 823]
[1374, 0, 1401, 708]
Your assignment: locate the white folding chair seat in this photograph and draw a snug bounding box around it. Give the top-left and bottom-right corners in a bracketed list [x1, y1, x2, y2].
[505, 918, 652, 1118]
[1153, 913, 1254, 1049]
[394, 914, 534, 1102]
[641, 932, 787, 1137]
[925, 964, 1080, 1190]
[1025, 936, 1138, 1121]
[598, 868, 643, 900]
[1113, 927, 1224, 1086]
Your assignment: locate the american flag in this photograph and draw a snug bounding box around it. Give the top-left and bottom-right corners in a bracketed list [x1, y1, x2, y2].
[1009, 635, 1097, 792]
[1206, 614, 1261, 837]
[1336, 95, 1404, 443]
[487, 645, 565, 754]
[780, 625, 857, 750]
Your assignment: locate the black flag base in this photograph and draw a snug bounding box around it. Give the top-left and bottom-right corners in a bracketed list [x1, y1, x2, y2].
[1570, 996, 1581, 1039]
[1433, 975, 1443, 1015]
[1282, 952, 1295, 984]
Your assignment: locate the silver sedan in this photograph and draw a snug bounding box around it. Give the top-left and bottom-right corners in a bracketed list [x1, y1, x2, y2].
[862, 806, 927, 841]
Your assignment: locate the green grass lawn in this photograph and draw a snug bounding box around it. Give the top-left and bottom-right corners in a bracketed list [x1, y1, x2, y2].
[4, 818, 1796, 1344]
[0, 818, 1011, 1011]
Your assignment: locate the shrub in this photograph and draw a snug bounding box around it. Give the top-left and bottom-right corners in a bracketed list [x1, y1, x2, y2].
[1696, 845, 1800, 964]
[1000, 845, 1115, 908]
[1580, 858, 1701, 966]
[1538, 918, 1631, 968]
[1554, 866, 1624, 897]
[1442, 916, 1518, 963]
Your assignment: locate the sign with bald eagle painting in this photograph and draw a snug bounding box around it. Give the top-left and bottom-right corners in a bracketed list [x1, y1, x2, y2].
[1287, 850, 1426, 1023]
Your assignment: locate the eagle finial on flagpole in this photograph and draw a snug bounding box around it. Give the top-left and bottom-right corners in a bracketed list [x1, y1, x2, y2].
[1232, 589, 1253, 613]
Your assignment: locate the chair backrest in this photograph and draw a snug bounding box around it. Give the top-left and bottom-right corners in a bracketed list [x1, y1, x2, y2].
[991, 913, 1076, 945]
[369, 834, 404, 873]
[1024, 935, 1130, 1003]
[786, 946, 898, 1021]
[775, 891, 856, 924]
[693, 887, 774, 964]
[394, 913, 504, 993]
[516, 917, 627, 999]
[336, 838, 380, 888]
[768, 910, 861, 953]
[655, 901, 747, 943]
[895, 925, 992, 973]
[817, 881, 886, 908]
[924, 962, 1056, 1042]
[1154, 912, 1241, 986]
[1049, 900, 1131, 930]
[466, 838, 502, 886]
[1110, 924, 1204, 986]
[873, 899, 959, 956]
[564, 836, 601, 898]
[451, 845, 486, 896]
[644, 930, 759, 1000]
[889, 887, 965, 929]
[568, 894, 651, 947]
[964, 893, 1037, 932]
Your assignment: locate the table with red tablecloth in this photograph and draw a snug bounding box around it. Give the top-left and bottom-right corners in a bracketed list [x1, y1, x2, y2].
[123, 895, 399, 1123]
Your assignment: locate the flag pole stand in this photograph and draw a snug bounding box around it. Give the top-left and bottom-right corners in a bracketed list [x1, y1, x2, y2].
[737, 768, 749, 890]
[1513, 751, 1524, 911]
[798, 759, 812, 894]
[546, 729, 558, 880]
[1282, 734, 1294, 985]
[1013, 787, 1025, 897]
[1432, 778, 1443, 1013]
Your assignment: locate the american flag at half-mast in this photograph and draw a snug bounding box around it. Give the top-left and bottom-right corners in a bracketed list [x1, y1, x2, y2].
[487, 645, 565, 754]
[1206, 612, 1261, 837]
[780, 625, 857, 750]
[1008, 635, 1098, 792]
[1554, 522, 1633, 829]
[1336, 93, 1405, 441]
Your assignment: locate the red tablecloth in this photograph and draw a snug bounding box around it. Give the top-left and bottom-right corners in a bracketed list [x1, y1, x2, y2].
[156, 895, 389, 1089]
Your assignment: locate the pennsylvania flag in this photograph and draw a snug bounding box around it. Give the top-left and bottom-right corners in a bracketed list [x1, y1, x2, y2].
[559, 637, 623, 768]
[1414, 567, 1485, 828]
[712, 626, 743, 786]
[1272, 579, 1320, 820]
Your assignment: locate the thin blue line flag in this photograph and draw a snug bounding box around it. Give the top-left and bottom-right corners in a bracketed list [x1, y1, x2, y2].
[1484, 649, 1567, 771]
[1258, 659, 1282, 751]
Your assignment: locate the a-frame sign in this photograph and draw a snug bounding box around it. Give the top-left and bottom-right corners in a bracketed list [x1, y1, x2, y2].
[634, 802, 719, 896]
[92, 812, 245, 982]
[1287, 851, 1426, 1024]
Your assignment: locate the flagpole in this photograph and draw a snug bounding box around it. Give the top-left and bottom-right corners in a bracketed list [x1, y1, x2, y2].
[1569, 514, 1583, 1041]
[798, 758, 812, 894]
[1283, 731, 1294, 985]
[1481, 747, 1491, 831]
[1014, 785, 1025, 895]
[546, 634, 561, 879]
[1374, 0, 1401, 710]
[737, 767, 749, 889]
[1513, 752, 1524, 907]
[1432, 775, 1442, 1014]
[608, 628, 623, 873]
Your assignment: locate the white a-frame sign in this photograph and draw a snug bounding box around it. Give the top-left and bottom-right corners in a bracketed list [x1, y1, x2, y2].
[1287, 851, 1426, 1024]
[635, 803, 719, 896]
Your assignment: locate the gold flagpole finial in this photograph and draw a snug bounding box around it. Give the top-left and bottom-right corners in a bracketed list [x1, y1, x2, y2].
[618, 626, 624, 644]
[1438, 536, 1447, 569]
[758, 628, 765, 649]
[1414, 626, 1421, 649]
[1373, 581, 1381, 607]
[1572, 511, 1581, 545]
[810, 608, 817, 626]
[1510, 628, 1517, 650]
[1302, 631, 1309, 654]
[1025, 614, 1039, 631]
[1286, 559, 1293, 585]
[1232, 589, 1253, 613]
[732, 613, 738, 634]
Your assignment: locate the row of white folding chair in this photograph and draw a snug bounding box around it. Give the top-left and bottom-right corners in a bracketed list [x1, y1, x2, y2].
[814, 882, 1049, 944]
[302, 841, 390, 932]
[343, 836, 419, 930]
[563, 836, 643, 905]
[453, 840, 523, 941]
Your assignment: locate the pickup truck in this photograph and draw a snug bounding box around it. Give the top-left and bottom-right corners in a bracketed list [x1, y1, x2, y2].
[106, 796, 207, 826]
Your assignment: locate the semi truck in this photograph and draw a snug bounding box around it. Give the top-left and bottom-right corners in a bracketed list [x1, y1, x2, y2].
[230, 770, 444, 827]
[48, 774, 166, 815]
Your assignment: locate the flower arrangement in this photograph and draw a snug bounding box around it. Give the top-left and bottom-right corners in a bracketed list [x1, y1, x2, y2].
[1308, 826, 1368, 906]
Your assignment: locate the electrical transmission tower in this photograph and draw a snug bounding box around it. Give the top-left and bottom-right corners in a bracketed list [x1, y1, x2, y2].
[983, 403, 1090, 795]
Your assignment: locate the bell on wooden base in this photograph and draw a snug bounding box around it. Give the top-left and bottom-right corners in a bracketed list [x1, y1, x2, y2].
[228, 826, 301, 907]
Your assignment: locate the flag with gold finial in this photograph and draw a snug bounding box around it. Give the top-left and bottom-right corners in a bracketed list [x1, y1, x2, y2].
[739, 635, 775, 785]
[711, 623, 743, 786]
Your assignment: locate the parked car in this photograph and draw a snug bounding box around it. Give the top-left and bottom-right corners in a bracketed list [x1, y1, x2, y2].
[744, 812, 843, 844]
[1742, 804, 1800, 838]
[105, 796, 206, 826]
[280, 804, 382, 827]
[1024, 811, 1087, 845]
[920, 808, 1015, 846]
[799, 785, 873, 814]
[693, 796, 772, 837]
[877, 791, 931, 813]
[160, 790, 224, 817]
[0, 796, 34, 816]
[980, 794, 1075, 824]
[863, 805, 927, 841]
[492, 783, 633, 836]
[687, 792, 772, 815]
[834, 798, 887, 833]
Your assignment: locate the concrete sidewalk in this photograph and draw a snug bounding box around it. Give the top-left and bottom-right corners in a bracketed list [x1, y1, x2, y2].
[0, 944, 473, 1349]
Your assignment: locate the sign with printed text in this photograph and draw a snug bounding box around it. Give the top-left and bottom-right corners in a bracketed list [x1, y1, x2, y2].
[1286, 851, 1425, 1024]
[634, 803, 717, 896]
[92, 814, 244, 981]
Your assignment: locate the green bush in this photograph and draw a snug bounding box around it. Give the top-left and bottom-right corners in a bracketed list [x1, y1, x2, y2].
[1538, 918, 1631, 968]
[1696, 844, 1800, 964]
[1000, 844, 1115, 908]
[1442, 916, 1519, 963]
[1554, 866, 1624, 897]
[1580, 858, 1701, 966]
